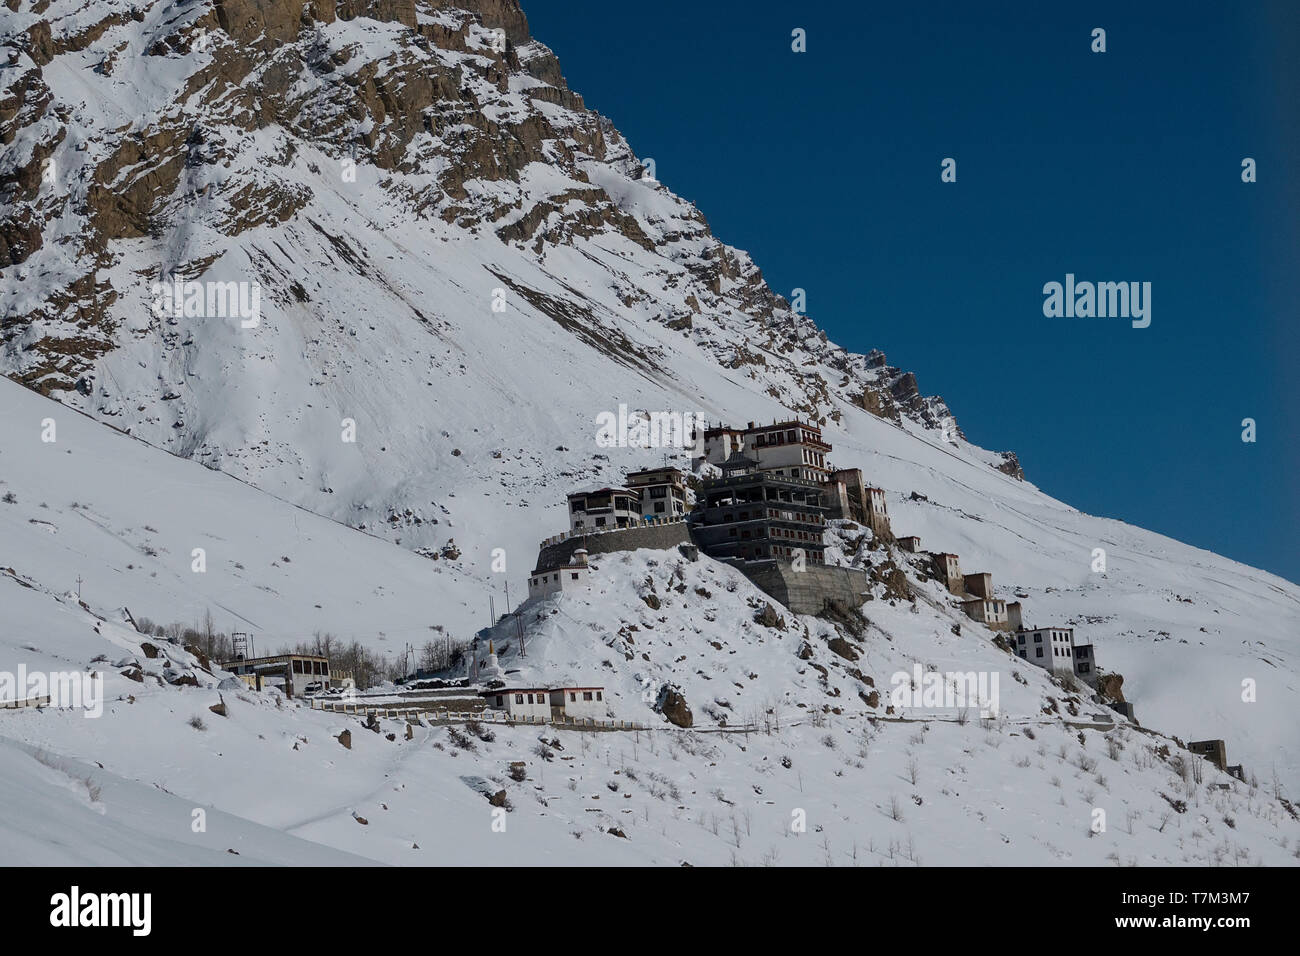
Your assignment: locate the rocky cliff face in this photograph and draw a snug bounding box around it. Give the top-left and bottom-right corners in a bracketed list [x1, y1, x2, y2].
[0, 0, 1020, 549]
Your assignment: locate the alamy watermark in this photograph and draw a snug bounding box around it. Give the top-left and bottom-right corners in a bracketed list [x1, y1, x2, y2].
[151, 275, 261, 328]
[1042, 273, 1150, 328]
[594, 404, 705, 451]
[1, 666, 103, 718]
[889, 664, 1000, 718]
[50, 886, 150, 936]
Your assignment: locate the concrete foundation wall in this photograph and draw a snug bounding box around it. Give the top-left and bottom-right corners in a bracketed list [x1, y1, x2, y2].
[740, 561, 875, 615]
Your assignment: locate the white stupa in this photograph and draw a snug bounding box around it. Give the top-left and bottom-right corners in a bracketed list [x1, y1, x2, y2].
[478, 640, 503, 682]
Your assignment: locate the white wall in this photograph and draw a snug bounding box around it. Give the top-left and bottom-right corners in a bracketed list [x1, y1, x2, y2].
[528, 566, 588, 600]
[556, 688, 607, 720]
[484, 689, 552, 720]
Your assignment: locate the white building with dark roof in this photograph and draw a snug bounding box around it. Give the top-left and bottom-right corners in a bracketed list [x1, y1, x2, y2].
[481, 685, 609, 722]
[625, 466, 687, 519]
[528, 548, 591, 600]
[566, 486, 641, 532]
[1015, 626, 1081, 677]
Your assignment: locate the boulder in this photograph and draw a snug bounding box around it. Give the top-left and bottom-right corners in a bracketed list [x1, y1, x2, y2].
[656, 684, 692, 728]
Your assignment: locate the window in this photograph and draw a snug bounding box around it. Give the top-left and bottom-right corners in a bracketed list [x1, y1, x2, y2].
[1035, 648, 1043, 658]
[570, 692, 576, 702]
[515, 694, 524, 704]
[527, 694, 533, 703]
[583, 691, 594, 701]
[596, 691, 602, 701]
[495, 696, 503, 706]
[654, 502, 665, 513]
[1034, 634, 1042, 643]
[571, 573, 579, 580]
[293, 659, 304, 673]
[596, 517, 606, 526]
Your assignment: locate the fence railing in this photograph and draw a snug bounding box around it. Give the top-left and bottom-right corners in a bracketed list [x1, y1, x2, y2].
[308, 698, 647, 731]
[0, 695, 50, 710]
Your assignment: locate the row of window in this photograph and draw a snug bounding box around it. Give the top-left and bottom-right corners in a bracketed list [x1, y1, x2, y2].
[737, 544, 824, 561]
[767, 467, 825, 481]
[578, 515, 634, 528]
[754, 429, 802, 447]
[1018, 630, 1072, 644]
[570, 496, 640, 512]
[530, 571, 582, 586]
[727, 526, 823, 542]
[715, 509, 823, 525]
[495, 690, 603, 707]
[291, 659, 329, 675]
[1019, 647, 1090, 672]
[772, 546, 820, 561]
[798, 449, 827, 468]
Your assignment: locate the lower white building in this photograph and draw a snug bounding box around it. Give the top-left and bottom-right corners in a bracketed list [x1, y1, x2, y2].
[1015, 626, 1079, 677]
[482, 687, 553, 720]
[528, 549, 591, 600]
[567, 486, 640, 532]
[553, 686, 608, 721]
[1071, 641, 1097, 682]
[480, 685, 609, 722]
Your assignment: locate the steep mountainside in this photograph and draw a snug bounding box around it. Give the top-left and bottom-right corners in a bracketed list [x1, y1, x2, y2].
[2, 0, 969, 506]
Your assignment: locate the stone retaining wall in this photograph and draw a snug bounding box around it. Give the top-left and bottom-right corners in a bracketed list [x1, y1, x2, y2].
[534, 522, 693, 572]
[740, 562, 875, 615]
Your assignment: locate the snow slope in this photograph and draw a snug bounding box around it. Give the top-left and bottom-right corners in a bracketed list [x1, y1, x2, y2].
[3, 530, 1297, 867]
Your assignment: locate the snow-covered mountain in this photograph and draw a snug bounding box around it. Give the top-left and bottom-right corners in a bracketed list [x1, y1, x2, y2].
[1, 0, 1297, 865]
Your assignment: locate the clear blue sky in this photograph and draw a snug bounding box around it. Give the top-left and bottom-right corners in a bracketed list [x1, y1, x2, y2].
[522, 0, 1299, 585]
